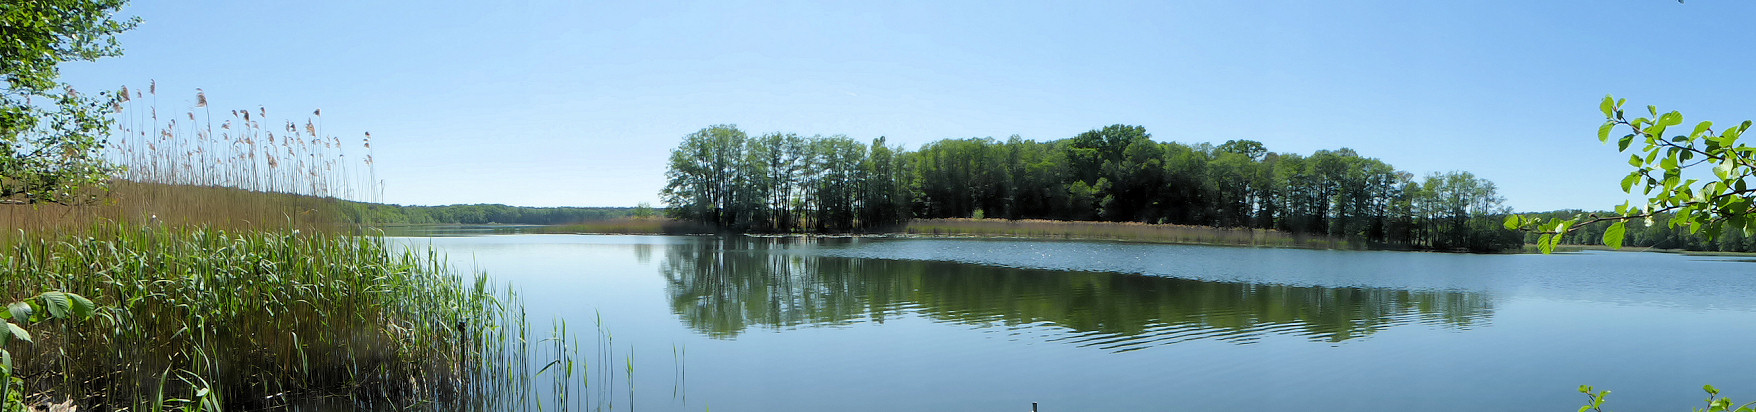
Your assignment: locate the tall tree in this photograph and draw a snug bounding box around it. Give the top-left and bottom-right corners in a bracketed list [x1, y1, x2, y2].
[1, 0, 139, 204]
[661, 125, 748, 229]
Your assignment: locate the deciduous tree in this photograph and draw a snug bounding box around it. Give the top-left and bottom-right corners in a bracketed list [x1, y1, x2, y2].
[0, 0, 139, 204]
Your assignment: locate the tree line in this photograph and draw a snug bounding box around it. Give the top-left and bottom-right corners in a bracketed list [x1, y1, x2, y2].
[347, 203, 636, 225]
[660, 125, 909, 232]
[663, 124, 1522, 251]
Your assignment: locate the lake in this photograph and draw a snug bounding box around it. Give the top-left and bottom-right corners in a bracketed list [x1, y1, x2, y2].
[402, 234, 1756, 411]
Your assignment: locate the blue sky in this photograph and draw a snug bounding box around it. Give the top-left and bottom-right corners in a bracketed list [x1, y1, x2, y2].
[58, 0, 1756, 211]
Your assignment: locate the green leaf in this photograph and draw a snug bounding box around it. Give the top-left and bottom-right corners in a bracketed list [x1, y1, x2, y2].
[1603, 221, 1626, 249]
[1598, 123, 1615, 143]
[66, 293, 94, 320]
[1600, 96, 1615, 118]
[1716, 159, 1736, 180]
[1618, 135, 1635, 152]
[1621, 172, 1640, 193]
[7, 323, 31, 344]
[1539, 234, 1555, 254]
[6, 303, 30, 324]
[38, 292, 70, 320]
[1660, 111, 1684, 127]
[1504, 215, 1522, 230]
[1693, 121, 1714, 139]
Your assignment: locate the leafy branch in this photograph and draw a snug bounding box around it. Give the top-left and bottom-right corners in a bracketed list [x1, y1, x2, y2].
[1507, 95, 1756, 253]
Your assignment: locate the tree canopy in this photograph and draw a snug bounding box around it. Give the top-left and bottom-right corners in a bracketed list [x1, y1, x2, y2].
[0, 0, 138, 204]
[661, 125, 910, 232]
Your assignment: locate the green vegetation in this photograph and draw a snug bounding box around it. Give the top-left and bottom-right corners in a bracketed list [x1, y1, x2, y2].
[1517, 209, 1756, 252]
[662, 125, 910, 232]
[0, 0, 137, 206]
[0, 4, 562, 407]
[0, 222, 504, 409]
[1577, 385, 1756, 412]
[1511, 96, 1756, 253]
[663, 124, 1523, 251]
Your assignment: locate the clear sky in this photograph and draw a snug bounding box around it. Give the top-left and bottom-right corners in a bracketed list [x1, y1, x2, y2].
[57, 0, 1756, 212]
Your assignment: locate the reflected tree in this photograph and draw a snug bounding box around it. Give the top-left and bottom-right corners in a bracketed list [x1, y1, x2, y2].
[659, 239, 1494, 350]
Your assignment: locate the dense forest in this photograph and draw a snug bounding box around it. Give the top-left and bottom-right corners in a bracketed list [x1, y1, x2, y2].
[663, 124, 1523, 252]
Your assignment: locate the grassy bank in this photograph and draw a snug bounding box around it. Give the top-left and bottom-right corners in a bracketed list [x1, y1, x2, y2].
[0, 220, 526, 410]
[904, 218, 1346, 249]
[1, 182, 358, 237]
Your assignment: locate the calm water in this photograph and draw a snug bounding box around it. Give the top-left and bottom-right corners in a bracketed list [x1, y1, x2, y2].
[402, 234, 1756, 411]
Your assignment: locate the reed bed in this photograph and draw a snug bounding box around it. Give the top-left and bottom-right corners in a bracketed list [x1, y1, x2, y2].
[904, 218, 1345, 249]
[0, 85, 553, 410]
[0, 220, 541, 410]
[0, 85, 665, 410]
[3, 85, 376, 238]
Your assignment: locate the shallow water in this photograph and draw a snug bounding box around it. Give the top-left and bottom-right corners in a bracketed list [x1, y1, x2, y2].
[403, 234, 1756, 411]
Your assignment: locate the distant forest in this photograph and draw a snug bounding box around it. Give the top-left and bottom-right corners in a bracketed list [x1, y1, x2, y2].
[663, 124, 1524, 252]
[349, 203, 639, 225]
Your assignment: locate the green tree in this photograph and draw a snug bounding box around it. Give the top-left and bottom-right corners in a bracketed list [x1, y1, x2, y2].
[661, 125, 748, 229]
[633, 202, 656, 218]
[0, 0, 139, 204]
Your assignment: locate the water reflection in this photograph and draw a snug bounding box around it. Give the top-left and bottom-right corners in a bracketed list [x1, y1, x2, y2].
[661, 238, 1493, 351]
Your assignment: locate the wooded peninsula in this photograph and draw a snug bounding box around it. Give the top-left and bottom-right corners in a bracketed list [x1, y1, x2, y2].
[662, 124, 1523, 252]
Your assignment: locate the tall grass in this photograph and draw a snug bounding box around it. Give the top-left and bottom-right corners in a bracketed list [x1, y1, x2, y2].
[905, 218, 1347, 249]
[0, 221, 530, 409]
[0, 85, 543, 410]
[0, 85, 666, 410]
